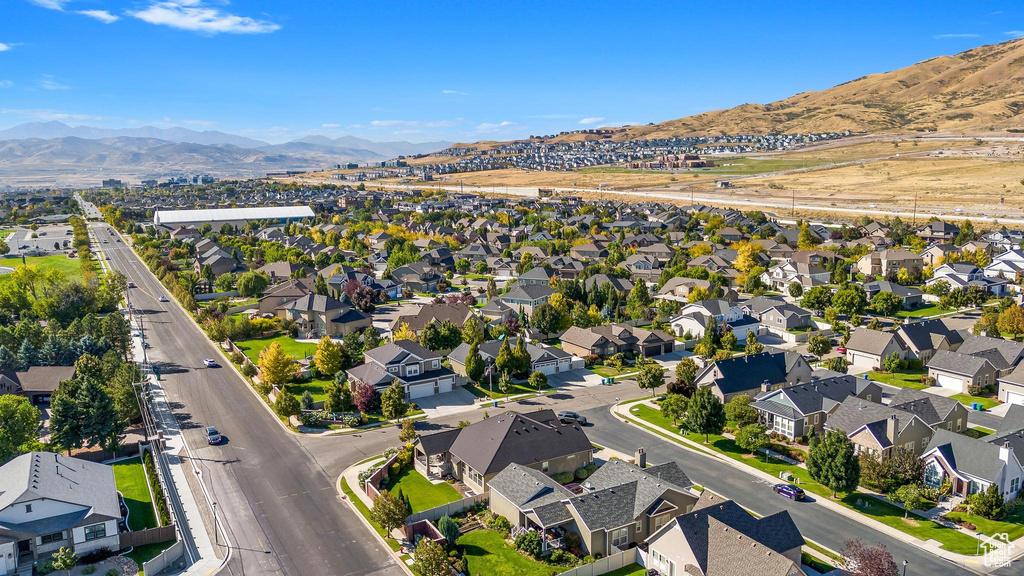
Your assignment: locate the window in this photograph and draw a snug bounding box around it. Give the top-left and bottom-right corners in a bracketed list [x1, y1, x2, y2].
[814, 414, 820, 424]
[866, 394, 872, 402]
[40, 532, 63, 544]
[1011, 477, 1020, 494]
[636, 521, 642, 532]
[957, 418, 963, 432]
[25, 504, 31, 513]
[611, 527, 629, 548]
[905, 441, 914, 451]
[654, 514, 670, 532]
[407, 365, 419, 377]
[84, 523, 106, 541]
[948, 421, 953, 430]
[542, 461, 549, 472]
[432, 360, 439, 369]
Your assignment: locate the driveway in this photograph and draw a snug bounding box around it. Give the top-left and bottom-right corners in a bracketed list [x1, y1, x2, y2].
[414, 387, 478, 418]
[548, 369, 604, 390]
[371, 301, 422, 333]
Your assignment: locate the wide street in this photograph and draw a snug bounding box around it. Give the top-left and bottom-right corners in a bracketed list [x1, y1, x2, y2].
[88, 212, 1017, 576]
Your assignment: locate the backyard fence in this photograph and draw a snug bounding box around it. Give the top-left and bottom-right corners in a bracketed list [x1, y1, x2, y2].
[119, 525, 177, 549]
[225, 339, 259, 373]
[141, 540, 184, 575]
[406, 493, 488, 525]
[363, 452, 402, 498]
[557, 548, 645, 576]
[195, 290, 240, 301]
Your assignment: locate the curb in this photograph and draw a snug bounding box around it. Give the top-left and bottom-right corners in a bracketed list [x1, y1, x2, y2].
[335, 468, 416, 576]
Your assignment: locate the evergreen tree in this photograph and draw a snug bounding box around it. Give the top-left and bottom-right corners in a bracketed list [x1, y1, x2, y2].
[462, 318, 484, 345]
[17, 339, 38, 370]
[380, 381, 408, 421]
[495, 337, 514, 376]
[464, 342, 486, 383]
[79, 377, 124, 452]
[49, 386, 83, 454]
[512, 336, 531, 377]
[0, 345, 16, 371]
[39, 334, 62, 366]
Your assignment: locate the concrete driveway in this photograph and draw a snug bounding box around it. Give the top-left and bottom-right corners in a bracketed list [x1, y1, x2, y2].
[414, 387, 478, 418]
[548, 369, 604, 390]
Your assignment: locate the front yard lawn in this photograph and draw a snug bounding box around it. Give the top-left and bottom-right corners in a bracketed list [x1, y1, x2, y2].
[964, 426, 996, 438]
[286, 378, 330, 403]
[897, 304, 947, 319]
[464, 381, 548, 399]
[383, 468, 461, 512]
[0, 254, 83, 283]
[951, 394, 1000, 411]
[235, 334, 318, 363]
[866, 369, 928, 389]
[113, 459, 158, 531]
[945, 507, 1024, 543]
[457, 529, 554, 576]
[589, 364, 634, 378]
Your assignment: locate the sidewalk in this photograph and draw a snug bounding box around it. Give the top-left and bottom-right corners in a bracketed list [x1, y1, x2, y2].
[611, 401, 1022, 573]
[337, 461, 416, 576]
[130, 316, 227, 576]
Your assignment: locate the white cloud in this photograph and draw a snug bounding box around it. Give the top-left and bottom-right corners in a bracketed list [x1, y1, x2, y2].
[0, 43, 20, 52]
[1, 108, 103, 122]
[39, 75, 69, 90]
[475, 121, 517, 132]
[27, 0, 69, 10]
[77, 9, 119, 23]
[441, 89, 468, 96]
[933, 33, 979, 39]
[129, 1, 280, 35]
[1006, 30, 1024, 38]
[526, 113, 576, 119]
[371, 119, 463, 129]
[578, 117, 605, 125]
[321, 123, 341, 128]
[0, 81, 12, 88]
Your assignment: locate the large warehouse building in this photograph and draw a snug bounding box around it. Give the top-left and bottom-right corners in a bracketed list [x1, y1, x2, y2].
[153, 205, 315, 228]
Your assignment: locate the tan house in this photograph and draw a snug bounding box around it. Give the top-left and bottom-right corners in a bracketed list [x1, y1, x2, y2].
[413, 410, 592, 494]
[855, 248, 924, 278]
[826, 398, 936, 458]
[845, 327, 908, 371]
[257, 277, 315, 315]
[274, 293, 371, 338]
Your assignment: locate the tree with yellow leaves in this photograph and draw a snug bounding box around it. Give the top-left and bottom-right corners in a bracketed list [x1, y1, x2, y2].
[313, 336, 343, 376]
[392, 322, 417, 343]
[258, 341, 298, 387]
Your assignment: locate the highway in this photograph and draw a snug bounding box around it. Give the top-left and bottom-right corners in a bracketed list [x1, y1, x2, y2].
[90, 219, 403, 576]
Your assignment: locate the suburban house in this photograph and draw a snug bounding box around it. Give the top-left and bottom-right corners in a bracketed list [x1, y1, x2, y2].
[926, 335, 1024, 394]
[560, 324, 676, 359]
[921, 244, 960, 267]
[257, 277, 315, 315]
[448, 339, 573, 377]
[855, 248, 924, 279]
[570, 242, 608, 261]
[922, 428, 1023, 500]
[256, 261, 315, 283]
[917, 221, 960, 243]
[864, 280, 924, 309]
[518, 266, 556, 286]
[274, 294, 372, 338]
[895, 318, 963, 363]
[346, 340, 457, 400]
[888, 388, 969, 433]
[0, 366, 76, 407]
[826, 399, 935, 458]
[413, 410, 592, 494]
[646, 491, 804, 576]
[669, 299, 759, 341]
[388, 302, 479, 335]
[998, 364, 1024, 406]
[695, 351, 812, 403]
[584, 274, 634, 297]
[657, 277, 714, 300]
[390, 262, 441, 293]
[844, 327, 908, 371]
[0, 453, 121, 575]
[753, 302, 814, 336]
[750, 375, 882, 440]
[928, 262, 1009, 296]
[759, 260, 831, 291]
[985, 248, 1024, 280]
[489, 457, 697, 558]
[497, 283, 555, 316]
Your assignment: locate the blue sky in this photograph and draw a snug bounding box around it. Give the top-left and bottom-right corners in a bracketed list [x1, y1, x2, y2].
[1, 0, 1022, 144]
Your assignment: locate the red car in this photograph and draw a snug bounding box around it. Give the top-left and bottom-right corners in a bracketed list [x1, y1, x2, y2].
[836, 347, 847, 354]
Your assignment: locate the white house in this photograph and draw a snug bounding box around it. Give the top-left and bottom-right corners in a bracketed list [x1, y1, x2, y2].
[986, 248, 1024, 282]
[759, 259, 831, 291]
[928, 262, 1009, 296]
[0, 453, 122, 575]
[922, 428, 1023, 501]
[669, 299, 760, 341]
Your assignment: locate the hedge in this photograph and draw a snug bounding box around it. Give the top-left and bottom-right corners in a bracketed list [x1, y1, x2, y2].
[143, 450, 172, 526]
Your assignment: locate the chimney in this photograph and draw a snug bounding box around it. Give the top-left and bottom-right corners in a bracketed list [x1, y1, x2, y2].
[761, 379, 771, 393]
[886, 414, 898, 441]
[1000, 441, 1013, 465]
[635, 447, 647, 469]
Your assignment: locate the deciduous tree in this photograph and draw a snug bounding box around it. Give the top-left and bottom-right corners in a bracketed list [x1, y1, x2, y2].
[258, 341, 298, 386]
[380, 381, 408, 421]
[808, 430, 860, 497]
[636, 362, 665, 397]
[684, 387, 726, 443]
[0, 395, 41, 464]
[313, 336, 343, 376]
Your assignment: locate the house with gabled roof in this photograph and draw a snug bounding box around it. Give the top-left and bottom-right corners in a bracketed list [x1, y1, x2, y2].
[449, 338, 572, 377]
[695, 351, 812, 403]
[864, 280, 924, 310]
[844, 327, 908, 370]
[389, 302, 479, 335]
[669, 299, 760, 341]
[275, 293, 371, 338]
[922, 428, 1023, 500]
[826, 398, 935, 458]
[497, 283, 554, 316]
[751, 375, 882, 440]
[894, 318, 963, 362]
[346, 340, 457, 401]
[413, 410, 592, 494]
[560, 324, 675, 359]
[888, 387, 969, 433]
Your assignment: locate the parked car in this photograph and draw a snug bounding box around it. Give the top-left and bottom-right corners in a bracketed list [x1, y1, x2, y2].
[558, 411, 587, 426]
[836, 347, 847, 354]
[205, 426, 222, 445]
[773, 484, 805, 501]
[204, 358, 217, 368]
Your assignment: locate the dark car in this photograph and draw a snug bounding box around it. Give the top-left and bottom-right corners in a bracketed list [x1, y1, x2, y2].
[205, 426, 222, 445]
[773, 484, 805, 501]
[558, 411, 587, 426]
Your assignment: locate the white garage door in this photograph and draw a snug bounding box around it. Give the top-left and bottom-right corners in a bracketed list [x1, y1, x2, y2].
[936, 373, 963, 391]
[848, 353, 875, 370]
[1006, 391, 1024, 406]
[438, 378, 453, 395]
[409, 383, 435, 399]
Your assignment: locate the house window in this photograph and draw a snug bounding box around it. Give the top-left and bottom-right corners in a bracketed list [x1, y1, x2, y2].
[636, 521, 642, 532]
[389, 367, 398, 373]
[924, 464, 942, 487]
[407, 365, 419, 377]
[905, 441, 914, 451]
[866, 394, 872, 402]
[542, 461, 549, 472]
[40, 532, 63, 544]
[654, 514, 670, 532]
[84, 523, 106, 541]
[432, 360, 439, 369]
[611, 527, 629, 548]
[947, 421, 953, 430]
[25, 504, 31, 513]
[814, 414, 820, 424]
[957, 419, 963, 432]
[1011, 477, 1020, 494]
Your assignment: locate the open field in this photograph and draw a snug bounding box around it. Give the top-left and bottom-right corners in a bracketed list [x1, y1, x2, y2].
[0, 254, 82, 282]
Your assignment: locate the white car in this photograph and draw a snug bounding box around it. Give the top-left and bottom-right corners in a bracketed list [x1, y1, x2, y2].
[158, 296, 169, 302]
[204, 358, 217, 368]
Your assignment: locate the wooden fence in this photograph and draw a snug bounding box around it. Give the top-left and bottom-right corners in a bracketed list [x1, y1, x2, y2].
[119, 525, 177, 549]
[406, 493, 488, 525]
[557, 548, 645, 576]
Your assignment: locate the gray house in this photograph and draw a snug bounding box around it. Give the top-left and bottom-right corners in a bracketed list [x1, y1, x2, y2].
[751, 375, 882, 440]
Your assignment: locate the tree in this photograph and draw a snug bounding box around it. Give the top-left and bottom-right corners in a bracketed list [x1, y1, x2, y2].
[998, 305, 1024, 340]
[798, 223, 820, 249]
[79, 378, 123, 452]
[380, 381, 408, 421]
[801, 286, 833, 314]
[49, 384, 83, 454]
[497, 371, 513, 397]
[806, 333, 831, 359]
[370, 490, 409, 535]
[324, 376, 352, 414]
[0, 395, 41, 464]
[495, 337, 514, 376]
[392, 322, 417, 343]
[461, 318, 484, 345]
[636, 362, 665, 397]
[684, 387, 726, 442]
[436, 514, 460, 548]
[102, 312, 131, 360]
[735, 423, 769, 460]
[660, 393, 688, 424]
[626, 281, 652, 321]
[871, 291, 903, 318]
[788, 282, 804, 298]
[512, 336, 531, 377]
[974, 311, 1001, 336]
[50, 546, 76, 576]
[258, 341, 297, 386]
[744, 332, 764, 355]
[882, 351, 902, 375]
[673, 357, 698, 396]
[724, 394, 758, 427]
[808, 429, 860, 497]
[464, 342, 486, 383]
[968, 482, 1005, 520]
[413, 539, 450, 576]
[352, 380, 379, 413]
[236, 271, 270, 298]
[833, 285, 868, 316]
[840, 538, 898, 576]
[824, 356, 849, 374]
[274, 390, 301, 418]
[17, 338, 38, 370]
[300, 390, 315, 410]
[893, 484, 924, 518]
[398, 418, 418, 442]
[314, 274, 329, 296]
[313, 336, 343, 376]
[528, 371, 547, 390]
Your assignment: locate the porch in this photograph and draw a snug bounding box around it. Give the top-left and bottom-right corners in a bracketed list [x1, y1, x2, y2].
[510, 524, 566, 553]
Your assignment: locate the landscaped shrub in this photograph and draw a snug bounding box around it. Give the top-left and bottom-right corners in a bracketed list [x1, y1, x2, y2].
[142, 451, 172, 526]
[968, 385, 983, 396]
[574, 467, 590, 481]
[514, 530, 542, 558]
[81, 566, 97, 575]
[488, 515, 511, 536]
[551, 472, 574, 484]
[904, 359, 924, 371]
[437, 515, 460, 546]
[78, 548, 115, 564]
[341, 414, 360, 427]
[581, 555, 595, 565]
[241, 363, 258, 378]
[382, 447, 399, 459]
[584, 463, 598, 476]
[548, 549, 576, 566]
[562, 531, 581, 550]
[390, 462, 401, 476]
[230, 352, 244, 365]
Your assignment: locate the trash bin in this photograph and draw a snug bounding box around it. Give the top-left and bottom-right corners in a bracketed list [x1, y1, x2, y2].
[493, 400, 499, 408]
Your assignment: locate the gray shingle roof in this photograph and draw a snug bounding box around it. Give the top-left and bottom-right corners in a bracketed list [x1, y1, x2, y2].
[956, 334, 1024, 368]
[927, 349, 993, 377]
[698, 351, 803, 395]
[751, 375, 867, 419]
[889, 387, 962, 426]
[846, 327, 903, 356]
[925, 428, 1007, 484]
[568, 460, 692, 531]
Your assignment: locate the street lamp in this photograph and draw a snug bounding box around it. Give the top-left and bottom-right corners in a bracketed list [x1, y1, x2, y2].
[902, 559, 908, 576]
[212, 501, 218, 546]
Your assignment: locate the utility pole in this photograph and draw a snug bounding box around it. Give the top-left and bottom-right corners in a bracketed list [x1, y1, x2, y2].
[912, 193, 918, 227]
[792, 190, 796, 218]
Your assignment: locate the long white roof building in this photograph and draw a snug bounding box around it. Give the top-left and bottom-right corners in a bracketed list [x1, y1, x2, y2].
[153, 205, 314, 226]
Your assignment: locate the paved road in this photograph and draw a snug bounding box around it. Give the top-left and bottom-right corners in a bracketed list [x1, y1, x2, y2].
[92, 221, 403, 576]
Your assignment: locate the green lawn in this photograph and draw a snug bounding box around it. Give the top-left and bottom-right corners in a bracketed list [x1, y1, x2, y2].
[0, 254, 83, 283]
[603, 565, 647, 576]
[113, 459, 158, 531]
[234, 334, 318, 363]
[627, 404, 982, 554]
[866, 369, 928, 389]
[589, 364, 634, 378]
[339, 478, 401, 551]
[964, 426, 996, 439]
[286, 379, 330, 403]
[457, 529, 554, 576]
[383, 468, 461, 512]
[897, 304, 946, 318]
[951, 394, 1000, 410]
[464, 381, 548, 399]
[946, 507, 1024, 543]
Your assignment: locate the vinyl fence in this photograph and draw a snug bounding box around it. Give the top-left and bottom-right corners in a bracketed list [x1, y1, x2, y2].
[557, 548, 645, 576]
[406, 493, 488, 524]
[141, 540, 184, 576]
